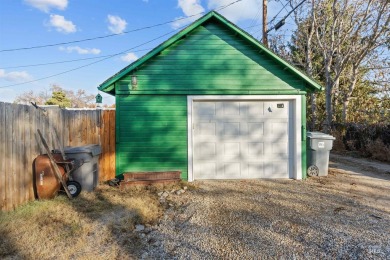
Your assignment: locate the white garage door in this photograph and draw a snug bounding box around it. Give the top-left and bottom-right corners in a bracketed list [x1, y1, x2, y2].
[193, 100, 292, 179]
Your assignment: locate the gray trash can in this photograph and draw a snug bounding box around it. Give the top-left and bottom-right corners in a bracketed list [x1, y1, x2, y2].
[307, 132, 335, 176]
[54, 144, 102, 192]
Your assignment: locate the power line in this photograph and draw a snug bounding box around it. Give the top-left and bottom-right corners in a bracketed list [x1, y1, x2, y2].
[0, 0, 244, 53]
[0, 29, 180, 89]
[268, 0, 291, 26]
[0, 17, 200, 53]
[0, 48, 153, 69]
[266, 0, 307, 33]
[0, 0, 245, 70]
[217, 0, 244, 10]
[3, 22, 266, 70]
[0, 0, 245, 88]
[247, 1, 262, 35]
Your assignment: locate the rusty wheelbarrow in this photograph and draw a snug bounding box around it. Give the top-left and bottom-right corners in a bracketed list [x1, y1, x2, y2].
[33, 154, 83, 199]
[33, 130, 83, 199]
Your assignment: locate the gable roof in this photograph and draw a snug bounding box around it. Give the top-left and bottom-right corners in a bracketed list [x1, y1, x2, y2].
[98, 11, 322, 95]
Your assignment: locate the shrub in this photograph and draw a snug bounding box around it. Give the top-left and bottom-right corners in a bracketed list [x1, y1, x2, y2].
[331, 123, 390, 162]
[365, 139, 390, 162]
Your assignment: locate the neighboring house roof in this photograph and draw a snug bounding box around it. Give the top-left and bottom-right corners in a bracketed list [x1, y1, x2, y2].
[98, 11, 322, 95]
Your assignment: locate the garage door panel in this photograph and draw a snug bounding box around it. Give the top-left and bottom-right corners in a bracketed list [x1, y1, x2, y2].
[223, 142, 240, 159]
[272, 161, 289, 178]
[198, 122, 216, 136]
[246, 163, 264, 178]
[244, 101, 264, 117]
[193, 100, 291, 180]
[222, 101, 240, 115]
[263, 161, 289, 178]
[194, 102, 216, 117]
[271, 142, 289, 156]
[222, 122, 240, 136]
[195, 162, 216, 179]
[247, 142, 264, 158]
[195, 142, 216, 160]
[222, 163, 241, 179]
[271, 122, 289, 138]
[248, 122, 264, 137]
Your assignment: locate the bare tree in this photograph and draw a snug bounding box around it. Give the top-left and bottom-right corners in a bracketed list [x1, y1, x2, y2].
[14, 89, 51, 105]
[290, 0, 319, 130]
[14, 85, 97, 108]
[271, 0, 389, 129]
[312, 0, 390, 128]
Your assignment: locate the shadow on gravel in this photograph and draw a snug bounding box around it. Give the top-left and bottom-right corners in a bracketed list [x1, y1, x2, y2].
[177, 179, 390, 258]
[329, 154, 390, 180]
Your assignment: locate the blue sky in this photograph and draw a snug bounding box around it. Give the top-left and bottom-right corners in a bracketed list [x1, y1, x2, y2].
[0, 0, 294, 105]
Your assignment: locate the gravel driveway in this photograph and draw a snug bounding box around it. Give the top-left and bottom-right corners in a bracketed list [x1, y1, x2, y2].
[137, 154, 390, 259]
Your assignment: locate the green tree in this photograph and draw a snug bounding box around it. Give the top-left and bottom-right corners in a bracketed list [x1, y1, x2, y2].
[45, 91, 71, 108]
[50, 85, 95, 108]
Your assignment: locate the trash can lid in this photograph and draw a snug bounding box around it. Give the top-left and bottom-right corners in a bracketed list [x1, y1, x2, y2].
[54, 144, 102, 156]
[307, 131, 336, 140]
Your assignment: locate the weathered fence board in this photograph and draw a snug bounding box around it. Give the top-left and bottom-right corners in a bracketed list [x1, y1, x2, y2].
[0, 102, 5, 209]
[109, 111, 116, 180]
[0, 102, 116, 211]
[5, 104, 13, 210]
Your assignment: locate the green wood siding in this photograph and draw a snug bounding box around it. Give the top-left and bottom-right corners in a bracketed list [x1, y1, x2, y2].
[115, 22, 305, 95]
[116, 95, 188, 179]
[114, 19, 311, 179]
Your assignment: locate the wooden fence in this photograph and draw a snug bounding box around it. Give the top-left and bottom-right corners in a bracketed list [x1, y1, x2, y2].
[0, 102, 115, 211]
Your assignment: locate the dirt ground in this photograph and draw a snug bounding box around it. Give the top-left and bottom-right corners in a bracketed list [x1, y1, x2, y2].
[1, 153, 389, 259]
[139, 153, 390, 259]
[328, 153, 390, 214]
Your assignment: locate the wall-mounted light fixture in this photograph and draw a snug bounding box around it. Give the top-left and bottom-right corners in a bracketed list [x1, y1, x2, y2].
[131, 74, 137, 89]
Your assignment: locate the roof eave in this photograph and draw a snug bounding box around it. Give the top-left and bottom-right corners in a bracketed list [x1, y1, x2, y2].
[209, 13, 322, 91]
[98, 12, 216, 93]
[98, 11, 323, 94]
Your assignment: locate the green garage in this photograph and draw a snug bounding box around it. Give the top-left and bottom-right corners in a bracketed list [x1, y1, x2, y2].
[98, 11, 322, 181]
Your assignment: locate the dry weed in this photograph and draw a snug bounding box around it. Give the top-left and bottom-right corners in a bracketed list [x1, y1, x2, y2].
[365, 139, 390, 162]
[331, 129, 346, 151]
[0, 185, 163, 259]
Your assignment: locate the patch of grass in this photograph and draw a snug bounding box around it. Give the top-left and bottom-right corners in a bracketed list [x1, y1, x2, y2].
[0, 184, 163, 259]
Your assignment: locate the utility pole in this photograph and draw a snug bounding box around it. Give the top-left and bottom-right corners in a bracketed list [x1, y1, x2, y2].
[262, 0, 268, 47]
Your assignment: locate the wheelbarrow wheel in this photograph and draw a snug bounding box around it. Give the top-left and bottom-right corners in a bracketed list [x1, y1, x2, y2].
[66, 181, 82, 197]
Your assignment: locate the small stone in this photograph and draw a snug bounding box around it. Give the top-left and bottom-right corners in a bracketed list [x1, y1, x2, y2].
[162, 192, 169, 198]
[176, 190, 182, 195]
[135, 224, 145, 232]
[180, 189, 185, 193]
[141, 252, 148, 259]
[169, 203, 174, 207]
[157, 191, 163, 196]
[147, 237, 156, 244]
[171, 189, 176, 193]
[144, 227, 153, 234]
[183, 186, 188, 190]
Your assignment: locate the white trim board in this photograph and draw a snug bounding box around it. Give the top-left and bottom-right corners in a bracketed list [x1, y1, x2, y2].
[187, 95, 302, 181]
